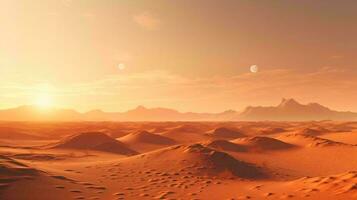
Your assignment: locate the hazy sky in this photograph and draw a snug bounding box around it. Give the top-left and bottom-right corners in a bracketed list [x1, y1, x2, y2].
[1, 0, 357, 112]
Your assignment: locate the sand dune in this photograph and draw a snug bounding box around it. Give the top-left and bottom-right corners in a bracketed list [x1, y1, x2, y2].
[203, 139, 247, 152]
[258, 127, 286, 135]
[122, 143, 266, 179]
[0, 127, 45, 140]
[51, 132, 137, 155]
[321, 132, 357, 145]
[120, 130, 176, 145]
[0, 155, 40, 176]
[0, 155, 92, 200]
[161, 124, 210, 143]
[279, 133, 353, 147]
[119, 130, 176, 152]
[233, 136, 296, 151]
[169, 124, 205, 133]
[293, 171, 357, 195]
[206, 127, 245, 139]
[298, 127, 331, 136]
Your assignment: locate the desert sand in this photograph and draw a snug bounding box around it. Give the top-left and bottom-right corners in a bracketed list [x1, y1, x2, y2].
[0, 121, 356, 199]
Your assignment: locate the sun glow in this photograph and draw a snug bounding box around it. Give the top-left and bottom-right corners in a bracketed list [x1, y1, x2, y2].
[34, 94, 53, 108]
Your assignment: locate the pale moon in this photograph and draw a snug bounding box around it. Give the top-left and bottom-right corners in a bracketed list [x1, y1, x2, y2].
[118, 63, 126, 70]
[250, 65, 258, 73]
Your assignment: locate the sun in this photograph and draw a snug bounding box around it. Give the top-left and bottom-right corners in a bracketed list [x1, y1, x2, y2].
[34, 94, 53, 108]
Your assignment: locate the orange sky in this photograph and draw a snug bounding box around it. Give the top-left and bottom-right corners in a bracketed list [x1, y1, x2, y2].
[0, 0, 357, 112]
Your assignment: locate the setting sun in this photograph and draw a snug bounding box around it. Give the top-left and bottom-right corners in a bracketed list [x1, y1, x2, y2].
[34, 94, 53, 108]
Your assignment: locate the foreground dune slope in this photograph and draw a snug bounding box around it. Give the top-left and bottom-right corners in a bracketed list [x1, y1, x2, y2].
[119, 143, 267, 179]
[0, 155, 89, 200]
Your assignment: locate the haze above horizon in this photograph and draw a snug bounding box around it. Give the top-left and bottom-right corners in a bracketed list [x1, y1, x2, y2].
[1, 0, 357, 113]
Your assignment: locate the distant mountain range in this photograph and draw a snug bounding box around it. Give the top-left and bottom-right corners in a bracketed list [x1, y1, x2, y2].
[0, 98, 356, 121]
[239, 98, 357, 121]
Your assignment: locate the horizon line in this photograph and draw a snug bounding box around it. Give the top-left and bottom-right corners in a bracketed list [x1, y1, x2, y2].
[1, 98, 356, 114]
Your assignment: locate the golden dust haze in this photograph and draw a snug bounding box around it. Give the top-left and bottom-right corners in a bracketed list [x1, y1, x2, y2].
[1, 0, 357, 112]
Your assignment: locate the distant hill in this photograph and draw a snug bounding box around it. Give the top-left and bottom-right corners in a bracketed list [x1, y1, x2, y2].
[0, 98, 356, 121]
[238, 98, 357, 121]
[105, 106, 237, 121]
